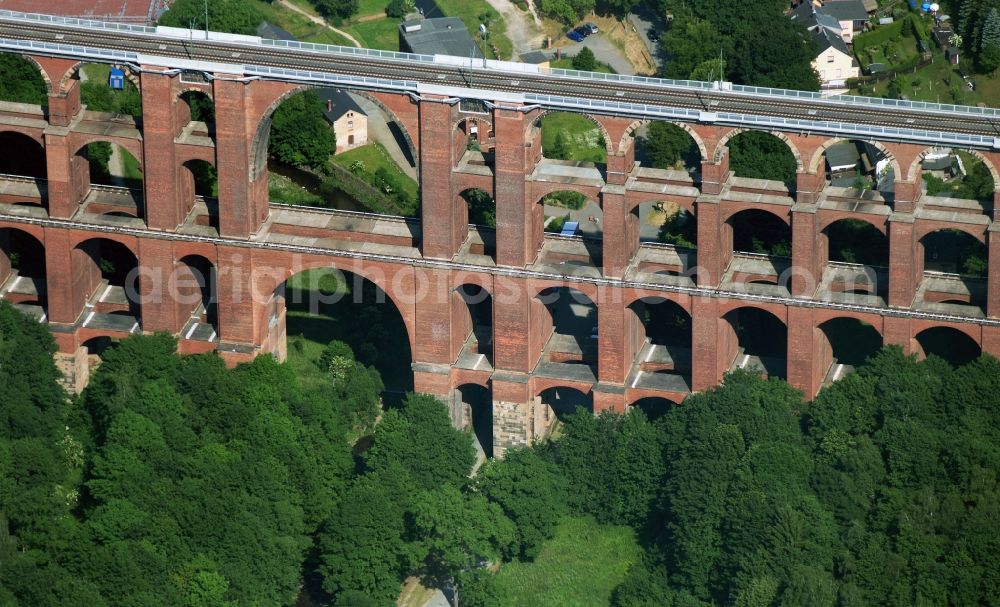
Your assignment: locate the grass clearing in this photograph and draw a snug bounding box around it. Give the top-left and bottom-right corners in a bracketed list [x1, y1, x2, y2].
[342, 18, 400, 50]
[284, 268, 413, 394]
[551, 57, 616, 74]
[493, 516, 641, 607]
[332, 142, 419, 201]
[433, 0, 513, 59]
[269, 171, 325, 206]
[541, 112, 607, 163]
[121, 150, 143, 183]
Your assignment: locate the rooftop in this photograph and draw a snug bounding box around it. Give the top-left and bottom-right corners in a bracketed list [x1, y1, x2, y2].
[0, 0, 167, 23]
[316, 88, 366, 123]
[821, 0, 870, 21]
[257, 21, 295, 42]
[399, 16, 483, 58]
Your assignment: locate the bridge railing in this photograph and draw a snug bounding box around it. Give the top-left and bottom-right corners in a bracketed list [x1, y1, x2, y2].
[0, 10, 154, 34]
[263, 38, 436, 64]
[0, 37, 136, 62]
[3, 8, 1000, 123]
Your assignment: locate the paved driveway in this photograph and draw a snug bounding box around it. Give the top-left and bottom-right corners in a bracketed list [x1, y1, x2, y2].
[558, 35, 635, 75]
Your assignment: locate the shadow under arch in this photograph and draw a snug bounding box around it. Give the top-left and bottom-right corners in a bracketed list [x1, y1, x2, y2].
[278, 265, 415, 398]
[915, 326, 981, 367]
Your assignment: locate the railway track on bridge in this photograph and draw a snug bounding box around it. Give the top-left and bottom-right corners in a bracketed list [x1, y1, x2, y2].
[0, 11, 999, 147]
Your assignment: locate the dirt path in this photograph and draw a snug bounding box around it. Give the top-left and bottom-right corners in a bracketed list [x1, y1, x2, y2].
[277, 0, 363, 47]
[483, 0, 544, 55]
[107, 145, 127, 187]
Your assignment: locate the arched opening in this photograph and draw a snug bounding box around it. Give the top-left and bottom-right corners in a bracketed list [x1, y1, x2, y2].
[921, 229, 987, 277]
[629, 396, 681, 421]
[81, 336, 116, 358]
[535, 287, 597, 377]
[538, 112, 607, 164]
[729, 209, 791, 257]
[459, 188, 496, 260]
[0, 53, 47, 106]
[179, 90, 215, 136]
[456, 117, 494, 167]
[280, 267, 414, 404]
[75, 141, 144, 219]
[455, 383, 493, 458]
[921, 149, 995, 207]
[0, 228, 46, 313]
[915, 327, 981, 367]
[538, 190, 602, 269]
[0, 132, 46, 179]
[636, 121, 701, 176]
[723, 307, 787, 380]
[640, 201, 696, 247]
[818, 318, 883, 384]
[628, 298, 692, 391]
[538, 386, 593, 422]
[727, 131, 798, 190]
[78, 63, 142, 117]
[176, 255, 217, 341]
[181, 159, 219, 231]
[822, 140, 894, 196]
[454, 284, 493, 368]
[825, 219, 888, 267]
[73, 238, 141, 331]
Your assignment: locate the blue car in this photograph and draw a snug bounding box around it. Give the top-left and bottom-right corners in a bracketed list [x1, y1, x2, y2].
[567, 29, 584, 42]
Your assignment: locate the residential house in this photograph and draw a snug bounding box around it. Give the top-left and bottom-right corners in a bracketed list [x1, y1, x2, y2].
[821, 0, 870, 43]
[790, 1, 861, 89]
[318, 89, 368, 153]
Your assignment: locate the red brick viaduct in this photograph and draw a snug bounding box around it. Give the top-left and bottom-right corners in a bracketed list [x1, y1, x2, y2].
[3, 55, 1000, 452]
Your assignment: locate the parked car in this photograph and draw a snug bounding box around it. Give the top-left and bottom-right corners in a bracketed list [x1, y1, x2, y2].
[584, 22, 599, 34]
[567, 29, 585, 42]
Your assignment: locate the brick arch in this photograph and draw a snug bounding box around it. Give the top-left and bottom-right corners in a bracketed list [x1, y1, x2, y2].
[57, 61, 86, 94]
[533, 183, 601, 207]
[249, 84, 313, 181]
[722, 205, 792, 226]
[69, 233, 139, 254]
[626, 193, 696, 217]
[70, 62, 142, 92]
[907, 147, 1000, 186]
[351, 90, 418, 170]
[617, 119, 708, 160]
[622, 291, 693, 316]
[526, 109, 614, 156]
[714, 128, 804, 171]
[912, 320, 982, 344]
[261, 260, 417, 357]
[20, 56, 53, 93]
[0, 223, 46, 246]
[717, 300, 788, 320]
[455, 115, 493, 136]
[0, 127, 46, 148]
[72, 136, 144, 172]
[815, 311, 885, 333]
[530, 281, 599, 304]
[819, 215, 888, 236]
[532, 379, 593, 398]
[450, 271, 493, 293]
[626, 394, 683, 408]
[807, 138, 901, 179]
[916, 223, 987, 245]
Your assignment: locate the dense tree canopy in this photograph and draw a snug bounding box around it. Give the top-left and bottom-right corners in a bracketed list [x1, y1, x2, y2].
[158, 0, 265, 35]
[660, 0, 820, 90]
[0, 53, 47, 105]
[269, 90, 337, 169]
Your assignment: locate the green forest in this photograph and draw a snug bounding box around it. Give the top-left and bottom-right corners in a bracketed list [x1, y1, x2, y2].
[3, 299, 1000, 605]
